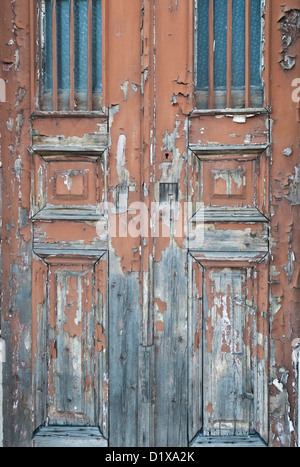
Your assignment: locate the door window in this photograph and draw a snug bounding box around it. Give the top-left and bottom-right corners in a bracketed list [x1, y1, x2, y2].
[195, 0, 263, 109]
[41, 0, 102, 111]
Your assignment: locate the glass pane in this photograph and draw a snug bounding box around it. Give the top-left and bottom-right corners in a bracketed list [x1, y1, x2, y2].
[57, 0, 70, 93]
[250, 0, 262, 88]
[196, 0, 209, 90]
[43, 0, 53, 94]
[92, 0, 102, 93]
[232, 0, 245, 89]
[214, 0, 227, 90]
[74, 0, 88, 93]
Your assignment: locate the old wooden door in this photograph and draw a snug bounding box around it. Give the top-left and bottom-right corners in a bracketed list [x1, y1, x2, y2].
[188, 0, 270, 444]
[5, 0, 294, 448]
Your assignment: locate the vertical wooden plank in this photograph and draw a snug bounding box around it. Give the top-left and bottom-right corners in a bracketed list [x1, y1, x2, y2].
[87, 0, 93, 110]
[31, 259, 48, 431]
[108, 271, 140, 446]
[95, 254, 108, 439]
[245, 0, 251, 108]
[255, 261, 269, 441]
[153, 0, 192, 447]
[51, 0, 58, 111]
[107, 0, 142, 447]
[188, 255, 203, 442]
[226, 0, 232, 109]
[154, 248, 188, 447]
[138, 344, 155, 447]
[208, 0, 214, 108]
[69, 0, 75, 111]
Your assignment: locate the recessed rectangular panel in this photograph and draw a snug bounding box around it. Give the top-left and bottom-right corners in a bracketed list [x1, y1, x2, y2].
[202, 160, 254, 207]
[47, 160, 96, 206]
[203, 267, 254, 436]
[31, 253, 108, 435]
[189, 114, 269, 147]
[47, 261, 96, 425]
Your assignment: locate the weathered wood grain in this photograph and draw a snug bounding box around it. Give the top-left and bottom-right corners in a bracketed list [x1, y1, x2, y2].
[108, 270, 141, 447]
[189, 223, 269, 258]
[154, 247, 188, 447]
[188, 255, 203, 441]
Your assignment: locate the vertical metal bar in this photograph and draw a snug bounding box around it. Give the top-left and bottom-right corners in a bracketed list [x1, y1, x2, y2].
[208, 0, 214, 108]
[226, 0, 232, 108]
[30, 0, 36, 112]
[193, 0, 198, 91]
[69, 0, 75, 110]
[263, 0, 271, 108]
[52, 0, 58, 111]
[101, 0, 107, 106]
[245, 0, 251, 108]
[87, 0, 93, 110]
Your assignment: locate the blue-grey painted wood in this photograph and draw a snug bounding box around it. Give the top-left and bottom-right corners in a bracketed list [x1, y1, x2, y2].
[108, 271, 141, 447]
[32, 426, 108, 447]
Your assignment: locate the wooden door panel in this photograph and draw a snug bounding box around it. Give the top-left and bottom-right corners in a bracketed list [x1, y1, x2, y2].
[188, 107, 270, 443]
[32, 254, 108, 431]
[30, 111, 108, 439]
[203, 267, 253, 436]
[189, 145, 270, 222]
[47, 260, 96, 426]
[188, 256, 269, 442]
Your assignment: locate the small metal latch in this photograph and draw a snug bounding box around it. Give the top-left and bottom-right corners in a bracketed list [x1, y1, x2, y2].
[159, 183, 178, 203]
